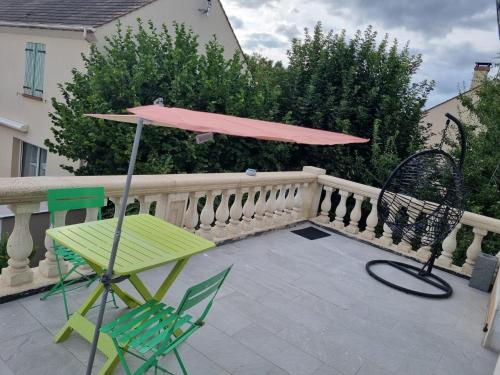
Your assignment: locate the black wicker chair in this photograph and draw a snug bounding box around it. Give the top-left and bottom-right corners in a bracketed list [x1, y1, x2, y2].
[365, 113, 466, 298]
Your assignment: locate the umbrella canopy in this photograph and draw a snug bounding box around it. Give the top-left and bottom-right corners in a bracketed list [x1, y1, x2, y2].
[88, 105, 369, 145]
[84, 104, 368, 375]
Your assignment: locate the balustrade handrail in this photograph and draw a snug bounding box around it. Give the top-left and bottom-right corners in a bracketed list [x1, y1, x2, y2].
[318, 175, 500, 235]
[0, 171, 318, 205]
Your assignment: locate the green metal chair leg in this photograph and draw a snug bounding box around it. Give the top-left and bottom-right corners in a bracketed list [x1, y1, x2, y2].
[56, 254, 70, 320]
[173, 349, 188, 375]
[110, 290, 119, 309]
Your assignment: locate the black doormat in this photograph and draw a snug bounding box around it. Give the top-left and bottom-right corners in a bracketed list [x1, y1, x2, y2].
[291, 226, 331, 240]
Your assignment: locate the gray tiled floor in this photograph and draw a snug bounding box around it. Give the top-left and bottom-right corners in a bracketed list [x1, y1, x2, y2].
[0, 223, 497, 375]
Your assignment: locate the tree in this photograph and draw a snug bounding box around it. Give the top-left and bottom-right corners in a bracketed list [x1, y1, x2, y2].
[46, 21, 283, 175]
[274, 24, 434, 184]
[47, 21, 433, 184]
[452, 76, 500, 262]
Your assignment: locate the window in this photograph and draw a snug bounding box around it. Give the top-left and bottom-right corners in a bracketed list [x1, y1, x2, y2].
[23, 42, 46, 98]
[21, 141, 47, 177]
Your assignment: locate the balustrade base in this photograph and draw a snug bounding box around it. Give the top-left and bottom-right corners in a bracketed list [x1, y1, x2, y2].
[0, 266, 33, 287]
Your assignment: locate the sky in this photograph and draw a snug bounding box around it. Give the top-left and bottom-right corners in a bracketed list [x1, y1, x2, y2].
[222, 0, 500, 107]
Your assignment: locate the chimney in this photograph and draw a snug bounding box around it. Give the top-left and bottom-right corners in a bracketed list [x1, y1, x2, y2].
[471, 62, 492, 89]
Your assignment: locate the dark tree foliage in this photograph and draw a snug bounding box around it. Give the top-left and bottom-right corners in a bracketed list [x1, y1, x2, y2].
[451, 76, 500, 264]
[46, 21, 433, 186]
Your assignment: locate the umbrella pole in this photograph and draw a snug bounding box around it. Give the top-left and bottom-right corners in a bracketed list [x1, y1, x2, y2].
[86, 117, 144, 375]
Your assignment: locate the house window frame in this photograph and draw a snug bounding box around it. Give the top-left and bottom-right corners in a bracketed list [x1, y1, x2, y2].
[20, 141, 47, 177]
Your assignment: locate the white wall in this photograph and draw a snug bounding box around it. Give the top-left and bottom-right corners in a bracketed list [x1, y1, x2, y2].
[0, 28, 88, 177]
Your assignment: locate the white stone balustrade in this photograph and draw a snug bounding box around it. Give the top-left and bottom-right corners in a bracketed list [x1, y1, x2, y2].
[312, 174, 500, 277]
[0, 168, 499, 298]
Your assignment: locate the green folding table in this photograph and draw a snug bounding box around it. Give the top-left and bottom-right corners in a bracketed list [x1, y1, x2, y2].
[47, 214, 215, 375]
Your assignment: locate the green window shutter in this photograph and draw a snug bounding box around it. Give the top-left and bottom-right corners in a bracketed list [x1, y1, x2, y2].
[23, 42, 35, 95]
[33, 43, 46, 97]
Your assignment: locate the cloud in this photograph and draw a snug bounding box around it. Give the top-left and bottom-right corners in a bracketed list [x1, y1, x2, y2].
[229, 0, 278, 9]
[414, 42, 497, 107]
[243, 33, 288, 49]
[319, 0, 496, 37]
[276, 23, 301, 39]
[229, 16, 244, 29]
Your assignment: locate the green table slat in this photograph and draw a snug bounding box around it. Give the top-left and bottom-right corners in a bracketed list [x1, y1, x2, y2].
[46, 214, 216, 275]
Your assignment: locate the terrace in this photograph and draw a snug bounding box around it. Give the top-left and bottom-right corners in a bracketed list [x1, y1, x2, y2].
[0, 167, 499, 374]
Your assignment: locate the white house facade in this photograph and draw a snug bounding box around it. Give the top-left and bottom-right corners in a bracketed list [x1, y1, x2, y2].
[0, 0, 242, 177]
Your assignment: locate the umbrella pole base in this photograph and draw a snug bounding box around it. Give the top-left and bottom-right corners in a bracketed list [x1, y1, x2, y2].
[365, 260, 453, 299]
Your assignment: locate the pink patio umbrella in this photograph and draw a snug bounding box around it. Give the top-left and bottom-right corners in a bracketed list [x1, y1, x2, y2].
[84, 104, 369, 374]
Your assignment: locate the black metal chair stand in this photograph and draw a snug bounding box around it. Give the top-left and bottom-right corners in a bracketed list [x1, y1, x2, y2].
[366, 113, 466, 299]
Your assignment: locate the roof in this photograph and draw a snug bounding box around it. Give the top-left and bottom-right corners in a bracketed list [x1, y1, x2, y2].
[423, 85, 477, 114]
[0, 0, 156, 29]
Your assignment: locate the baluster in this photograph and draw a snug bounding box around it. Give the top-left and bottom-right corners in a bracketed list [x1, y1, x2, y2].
[254, 187, 268, 229]
[333, 190, 351, 229]
[361, 198, 378, 240]
[136, 196, 149, 214]
[436, 224, 462, 268]
[292, 183, 304, 219]
[197, 191, 215, 240]
[213, 190, 229, 240]
[40, 209, 68, 278]
[397, 207, 420, 254]
[228, 189, 243, 235]
[183, 192, 200, 233]
[283, 184, 295, 223]
[1, 203, 38, 286]
[317, 186, 334, 224]
[264, 185, 277, 227]
[379, 223, 394, 247]
[416, 220, 433, 260]
[242, 187, 256, 233]
[346, 194, 365, 234]
[109, 196, 135, 218]
[462, 227, 488, 275]
[274, 185, 287, 226]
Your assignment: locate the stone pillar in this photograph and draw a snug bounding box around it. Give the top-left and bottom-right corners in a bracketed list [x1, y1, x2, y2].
[214, 190, 229, 240]
[39, 209, 68, 278]
[183, 192, 200, 233]
[1, 203, 38, 286]
[436, 224, 461, 268]
[197, 191, 215, 240]
[345, 194, 365, 234]
[317, 186, 334, 224]
[462, 227, 488, 275]
[361, 198, 378, 240]
[228, 189, 243, 235]
[242, 188, 256, 233]
[254, 187, 268, 229]
[333, 190, 351, 229]
[301, 166, 326, 218]
[283, 184, 295, 223]
[379, 223, 394, 247]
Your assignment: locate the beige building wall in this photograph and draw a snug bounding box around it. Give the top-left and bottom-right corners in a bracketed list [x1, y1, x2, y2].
[0, 28, 88, 177]
[421, 90, 478, 147]
[94, 0, 242, 59]
[0, 0, 241, 178]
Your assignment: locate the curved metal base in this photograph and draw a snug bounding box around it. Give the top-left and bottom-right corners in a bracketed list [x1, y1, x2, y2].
[366, 260, 453, 299]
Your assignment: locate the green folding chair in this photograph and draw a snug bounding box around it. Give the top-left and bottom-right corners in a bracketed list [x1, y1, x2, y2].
[41, 187, 117, 319]
[101, 266, 232, 375]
